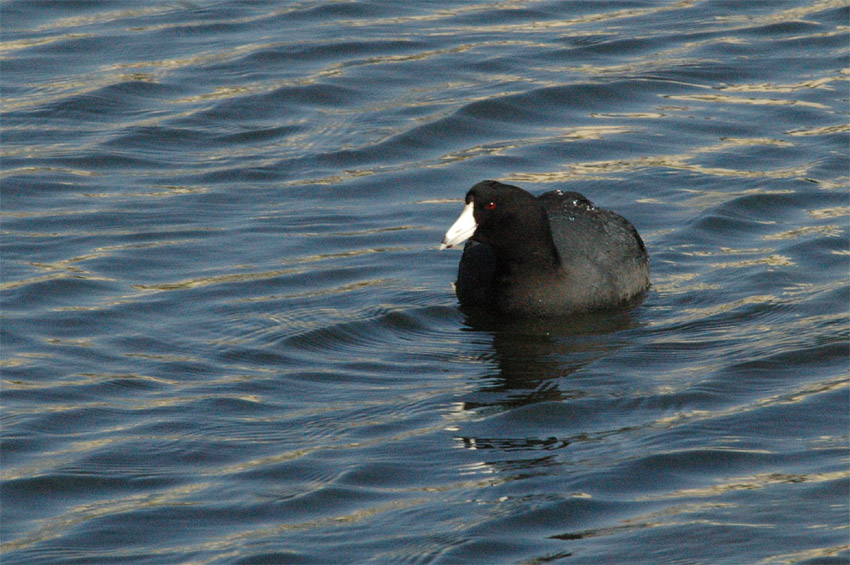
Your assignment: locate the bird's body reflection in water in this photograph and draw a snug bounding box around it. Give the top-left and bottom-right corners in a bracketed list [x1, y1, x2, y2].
[453, 300, 645, 457]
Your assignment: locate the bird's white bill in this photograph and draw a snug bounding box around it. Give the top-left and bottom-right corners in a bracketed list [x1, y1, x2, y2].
[440, 201, 476, 249]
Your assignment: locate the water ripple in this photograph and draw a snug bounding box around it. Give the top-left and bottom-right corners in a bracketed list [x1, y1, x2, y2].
[3, 1, 848, 563]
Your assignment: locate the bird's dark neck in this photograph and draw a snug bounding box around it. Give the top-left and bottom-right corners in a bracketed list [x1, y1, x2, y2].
[493, 233, 561, 277]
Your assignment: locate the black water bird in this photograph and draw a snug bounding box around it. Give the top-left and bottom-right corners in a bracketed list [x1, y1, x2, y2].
[441, 180, 649, 316]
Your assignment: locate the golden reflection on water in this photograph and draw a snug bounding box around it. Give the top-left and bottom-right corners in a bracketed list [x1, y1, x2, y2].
[27, 5, 175, 33]
[652, 377, 849, 435]
[720, 75, 845, 93]
[131, 267, 303, 292]
[0, 34, 93, 54]
[339, 0, 699, 31]
[709, 255, 794, 269]
[809, 206, 850, 219]
[0, 481, 214, 554]
[760, 544, 850, 565]
[80, 185, 210, 198]
[711, 137, 794, 149]
[592, 111, 669, 120]
[681, 246, 777, 257]
[665, 93, 830, 110]
[552, 499, 763, 542]
[0, 272, 115, 291]
[274, 277, 396, 301]
[556, 125, 637, 140]
[639, 468, 849, 501]
[763, 225, 843, 240]
[0, 352, 55, 369]
[0, 165, 96, 178]
[107, 495, 441, 564]
[2, 38, 287, 112]
[673, 293, 780, 320]
[2, 436, 121, 482]
[43, 337, 95, 347]
[652, 244, 806, 296]
[677, 187, 793, 210]
[787, 123, 850, 136]
[715, 0, 848, 26]
[505, 129, 820, 185]
[651, 273, 721, 295]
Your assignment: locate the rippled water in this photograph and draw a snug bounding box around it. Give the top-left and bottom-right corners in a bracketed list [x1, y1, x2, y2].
[3, 1, 848, 563]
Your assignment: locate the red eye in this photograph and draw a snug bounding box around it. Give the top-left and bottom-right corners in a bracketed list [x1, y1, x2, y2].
[485, 201, 497, 210]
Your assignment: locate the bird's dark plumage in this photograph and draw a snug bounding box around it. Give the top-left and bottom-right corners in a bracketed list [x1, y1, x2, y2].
[441, 180, 649, 316]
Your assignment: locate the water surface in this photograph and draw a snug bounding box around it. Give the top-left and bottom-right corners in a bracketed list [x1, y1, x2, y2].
[2, 1, 848, 563]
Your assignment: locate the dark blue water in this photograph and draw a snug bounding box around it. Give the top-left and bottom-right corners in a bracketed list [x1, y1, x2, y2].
[2, 1, 848, 563]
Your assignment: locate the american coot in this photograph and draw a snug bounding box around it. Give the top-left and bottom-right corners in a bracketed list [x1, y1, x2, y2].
[441, 180, 649, 316]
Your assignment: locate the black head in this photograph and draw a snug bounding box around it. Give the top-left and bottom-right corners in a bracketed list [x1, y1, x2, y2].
[464, 180, 560, 271]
